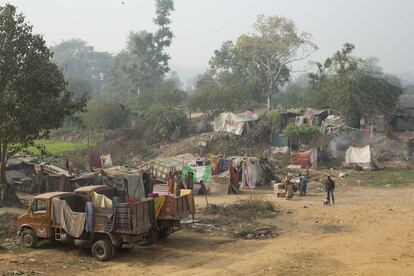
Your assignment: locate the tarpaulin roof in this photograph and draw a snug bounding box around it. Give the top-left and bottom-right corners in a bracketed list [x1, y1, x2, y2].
[213, 111, 258, 135]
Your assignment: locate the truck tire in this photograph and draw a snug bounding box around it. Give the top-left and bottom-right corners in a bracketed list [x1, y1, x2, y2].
[92, 240, 114, 261]
[20, 229, 37, 248]
[157, 229, 170, 240]
[142, 229, 158, 246]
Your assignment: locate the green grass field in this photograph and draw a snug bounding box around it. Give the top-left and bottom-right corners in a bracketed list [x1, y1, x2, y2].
[28, 140, 87, 155]
[347, 168, 414, 187]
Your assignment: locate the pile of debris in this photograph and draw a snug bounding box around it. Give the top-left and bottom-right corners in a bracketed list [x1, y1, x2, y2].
[192, 197, 281, 239]
[320, 115, 347, 135]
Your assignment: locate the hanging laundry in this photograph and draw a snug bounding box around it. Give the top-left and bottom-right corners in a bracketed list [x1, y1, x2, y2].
[92, 192, 112, 208]
[85, 201, 93, 233]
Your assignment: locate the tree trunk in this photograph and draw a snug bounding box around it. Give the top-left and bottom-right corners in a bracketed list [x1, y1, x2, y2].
[267, 79, 273, 111]
[0, 147, 23, 207]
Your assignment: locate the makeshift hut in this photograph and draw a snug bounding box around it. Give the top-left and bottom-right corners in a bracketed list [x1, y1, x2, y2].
[213, 111, 259, 136]
[345, 145, 384, 170]
[303, 108, 329, 126]
[150, 154, 205, 181]
[390, 108, 414, 131]
[150, 154, 211, 194]
[280, 108, 302, 129]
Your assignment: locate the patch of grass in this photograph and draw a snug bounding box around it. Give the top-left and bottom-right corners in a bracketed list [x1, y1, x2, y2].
[28, 140, 87, 155]
[348, 169, 414, 187]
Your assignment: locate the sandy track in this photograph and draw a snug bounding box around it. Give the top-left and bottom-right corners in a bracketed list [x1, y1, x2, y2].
[1, 185, 414, 275]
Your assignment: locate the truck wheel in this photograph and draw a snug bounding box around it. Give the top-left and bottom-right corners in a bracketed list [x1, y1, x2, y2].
[148, 229, 158, 245]
[143, 229, 158, 246]
[157, 229, 170, 240]
[21, 229, 37, 248]
[92, 240, 114, 261]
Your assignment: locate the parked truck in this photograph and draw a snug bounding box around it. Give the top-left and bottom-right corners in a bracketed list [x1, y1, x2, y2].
[17, 191, 155, 261]
[74, 185, 196, 240]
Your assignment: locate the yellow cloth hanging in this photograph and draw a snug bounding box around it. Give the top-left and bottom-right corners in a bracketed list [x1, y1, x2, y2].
[154, 196, 166, 218]
[180, 189, 196, 218]
[92, 192, 112, 208]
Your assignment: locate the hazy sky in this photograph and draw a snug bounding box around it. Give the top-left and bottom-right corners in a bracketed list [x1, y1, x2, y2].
[3, 0, 414, 80]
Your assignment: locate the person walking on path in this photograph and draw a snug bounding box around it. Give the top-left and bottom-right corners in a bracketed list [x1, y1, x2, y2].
[325, 176, 335, 205]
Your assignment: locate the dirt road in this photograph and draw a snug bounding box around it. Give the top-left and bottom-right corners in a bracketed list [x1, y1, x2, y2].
[1, 185, 414, 275]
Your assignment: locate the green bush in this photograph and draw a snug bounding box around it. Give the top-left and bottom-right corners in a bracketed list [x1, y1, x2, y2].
[283, 123, 319, 146]
[141, 106, 188, 138]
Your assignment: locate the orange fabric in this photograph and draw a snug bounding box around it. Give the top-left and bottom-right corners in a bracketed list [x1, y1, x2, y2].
[291, 151, 312, 168]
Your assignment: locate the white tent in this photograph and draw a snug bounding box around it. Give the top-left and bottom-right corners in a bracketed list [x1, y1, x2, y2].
[345, 145, 384, 170]
[213, 111, 259, 136]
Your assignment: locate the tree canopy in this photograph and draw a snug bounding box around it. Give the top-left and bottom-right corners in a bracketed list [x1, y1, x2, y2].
[238, 15, 316, 110]
[51, 39, 113, 97]
[199, 15, 316, 112]
[309, 43, 403, 124]
[0, 4, 85, 205]
[188, 72, 255, 112]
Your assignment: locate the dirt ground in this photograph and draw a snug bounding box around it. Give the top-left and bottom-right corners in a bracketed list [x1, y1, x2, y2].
[1, 184, 414, 276]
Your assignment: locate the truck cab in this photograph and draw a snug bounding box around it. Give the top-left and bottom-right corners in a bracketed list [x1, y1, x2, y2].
[17, 192, 72, 247]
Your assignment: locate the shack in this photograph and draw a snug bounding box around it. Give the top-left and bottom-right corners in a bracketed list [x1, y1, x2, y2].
[213, 111, 259, 136]
[390, 108, 414, 131]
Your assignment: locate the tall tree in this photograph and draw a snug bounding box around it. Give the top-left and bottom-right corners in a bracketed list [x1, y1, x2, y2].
[207, 16, 315, 109]
[115, 0, 175, 94]
[153, 0, 174, 71]
[309, 43, 403, 126]
[208, 40, 267, 103]
[0, 4, 85, 206]
[238, 15, 316, 110]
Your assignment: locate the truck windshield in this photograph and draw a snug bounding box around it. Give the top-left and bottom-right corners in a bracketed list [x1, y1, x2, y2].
[32, 199, 47, 212]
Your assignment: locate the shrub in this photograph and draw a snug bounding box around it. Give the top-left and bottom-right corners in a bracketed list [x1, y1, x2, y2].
[141, 106, 188, 138]
[283, 123, 319, 146]
[82, 99, 130, 130]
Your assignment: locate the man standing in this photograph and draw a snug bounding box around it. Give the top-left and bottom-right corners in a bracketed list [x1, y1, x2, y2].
[325, 176, 335, 205]
[299, 173, 308, 196]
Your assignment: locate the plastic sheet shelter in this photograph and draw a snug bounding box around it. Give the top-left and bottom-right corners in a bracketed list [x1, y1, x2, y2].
[151, 154, 198, 181]
[213, 111, 259, 136]
[345, 145, 384, 170]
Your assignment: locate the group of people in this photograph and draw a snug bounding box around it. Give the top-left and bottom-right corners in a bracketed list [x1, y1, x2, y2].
[166, 169, 209, 196]
[284, 171, 309, 200]
[284, 171, 336, 205]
